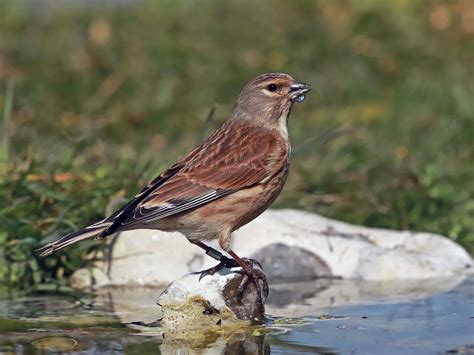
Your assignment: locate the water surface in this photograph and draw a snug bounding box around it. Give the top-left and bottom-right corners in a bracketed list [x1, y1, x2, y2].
[0, 276, 472, 354]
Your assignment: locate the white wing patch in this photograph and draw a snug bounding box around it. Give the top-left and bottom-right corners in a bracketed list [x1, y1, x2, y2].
[122, 189, 235, 226]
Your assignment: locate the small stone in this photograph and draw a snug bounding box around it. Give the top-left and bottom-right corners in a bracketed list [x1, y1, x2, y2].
[70, 267, 109, 290]
[157, 262, 268, 334]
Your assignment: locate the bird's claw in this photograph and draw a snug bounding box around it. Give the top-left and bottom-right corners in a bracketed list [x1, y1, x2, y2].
[199, 256, 268, 306]
[198, 256, 239, 281]
[236, 258, 269, 302]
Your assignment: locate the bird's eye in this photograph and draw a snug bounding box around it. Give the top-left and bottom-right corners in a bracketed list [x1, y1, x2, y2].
[267, 84, 278, 92]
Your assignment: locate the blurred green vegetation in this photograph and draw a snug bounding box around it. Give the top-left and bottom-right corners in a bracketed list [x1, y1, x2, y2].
[0, 0, 473, 289]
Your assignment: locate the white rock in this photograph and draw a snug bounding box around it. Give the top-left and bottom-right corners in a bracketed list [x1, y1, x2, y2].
[159, 270, 236, 312]
[70, 209, 472, 288]
[157, 267, 265, 330]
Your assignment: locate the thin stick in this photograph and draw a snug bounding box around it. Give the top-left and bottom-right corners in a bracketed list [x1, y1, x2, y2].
[0, 78, 13, 173]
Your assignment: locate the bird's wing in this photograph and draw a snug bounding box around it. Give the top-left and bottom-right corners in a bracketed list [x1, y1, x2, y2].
[99, 132, 219, 236]
[112, 121, 286, 228]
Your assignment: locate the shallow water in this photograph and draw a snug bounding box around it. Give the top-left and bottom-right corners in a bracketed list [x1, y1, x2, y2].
[0, 276, 473, 354]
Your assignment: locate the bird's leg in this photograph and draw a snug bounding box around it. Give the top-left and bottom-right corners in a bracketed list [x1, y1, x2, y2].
[227, 249, 269, 303]
[190, 241, 238, 280]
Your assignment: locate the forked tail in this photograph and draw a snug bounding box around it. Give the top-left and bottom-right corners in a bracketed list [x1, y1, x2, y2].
[36, 223, 110, 257]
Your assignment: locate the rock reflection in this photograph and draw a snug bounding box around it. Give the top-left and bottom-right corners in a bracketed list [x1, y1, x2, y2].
[160, 330, 269, 355]
[265, 274, 467, 317]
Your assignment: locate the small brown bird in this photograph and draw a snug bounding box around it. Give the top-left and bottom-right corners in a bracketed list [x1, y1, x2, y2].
[37, 73, 310, 299]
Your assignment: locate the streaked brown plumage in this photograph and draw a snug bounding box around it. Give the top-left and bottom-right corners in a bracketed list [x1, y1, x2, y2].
[37, 73, 311, 297]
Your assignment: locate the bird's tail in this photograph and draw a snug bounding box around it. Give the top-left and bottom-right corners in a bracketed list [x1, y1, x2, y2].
[36, 223, 111, 257]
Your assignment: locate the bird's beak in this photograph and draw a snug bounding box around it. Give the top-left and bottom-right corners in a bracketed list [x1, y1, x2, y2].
[289, 82, 311, 103]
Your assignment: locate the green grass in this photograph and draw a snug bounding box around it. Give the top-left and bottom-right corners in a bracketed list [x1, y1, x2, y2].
[0, 0, 473, 289]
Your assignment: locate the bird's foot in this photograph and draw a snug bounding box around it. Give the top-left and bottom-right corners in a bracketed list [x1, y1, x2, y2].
[236, 258, 269, 304]
[199, 256, 239, 281]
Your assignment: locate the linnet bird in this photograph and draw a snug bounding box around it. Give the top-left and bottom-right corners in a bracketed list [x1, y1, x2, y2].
[37, 73, 311, 300]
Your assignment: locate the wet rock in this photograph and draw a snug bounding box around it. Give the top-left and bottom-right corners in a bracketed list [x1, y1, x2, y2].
[157, 262, 267, 333]
[70, 209, 473, 288]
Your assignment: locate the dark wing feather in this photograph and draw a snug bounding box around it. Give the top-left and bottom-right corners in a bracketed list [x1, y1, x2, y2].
[99, 164, 183, 236]
[130, 188, 234, 223]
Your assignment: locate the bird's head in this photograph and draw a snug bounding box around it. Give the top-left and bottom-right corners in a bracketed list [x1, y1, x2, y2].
[231, 73, 311, 132]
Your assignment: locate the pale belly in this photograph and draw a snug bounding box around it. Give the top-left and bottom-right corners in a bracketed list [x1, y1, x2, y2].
[150, 169, 289, 243]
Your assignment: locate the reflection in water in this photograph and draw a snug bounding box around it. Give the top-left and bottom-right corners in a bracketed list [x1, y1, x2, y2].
[0, 275, 471, 354]
[160, 331, 270, 355]
[266, 273, 467, 317]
